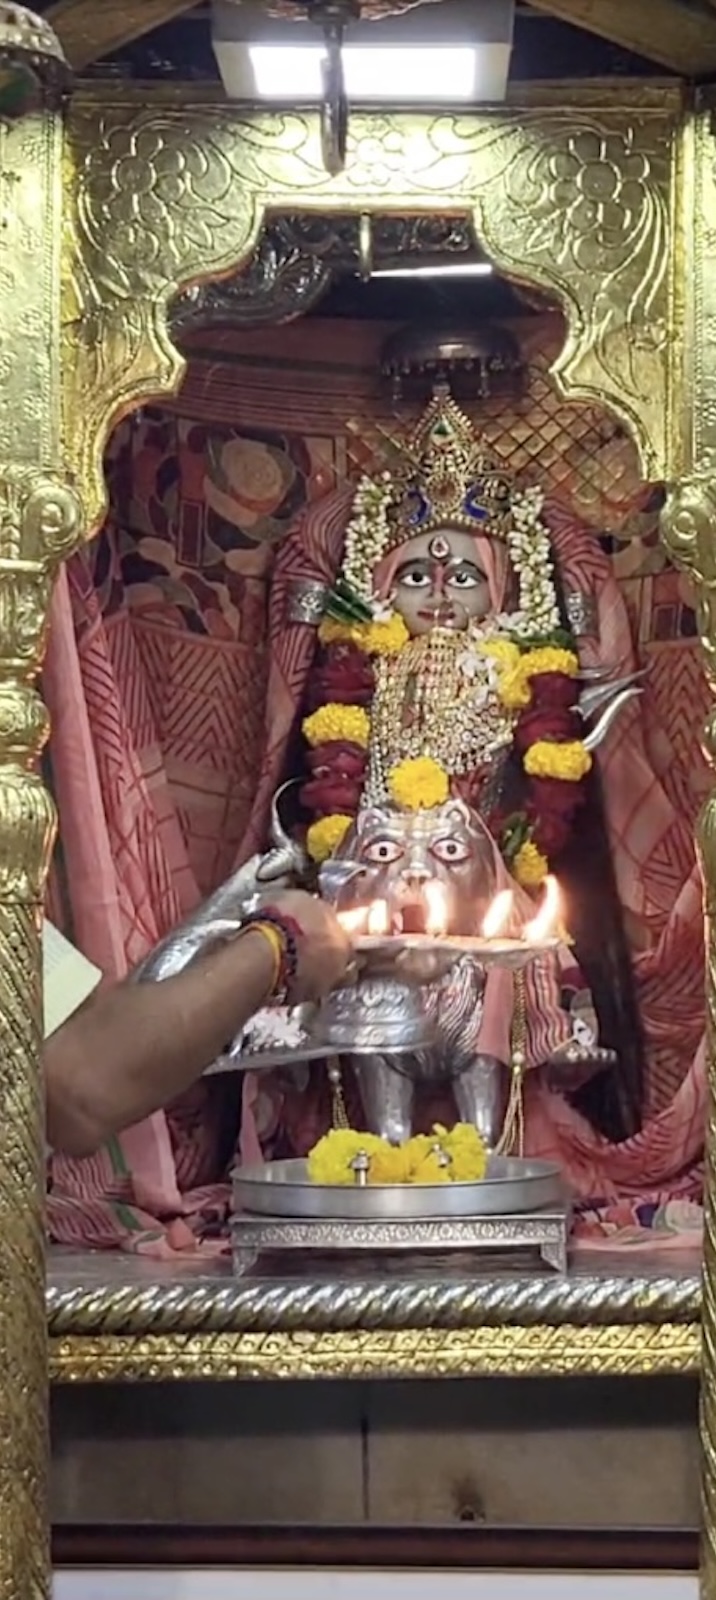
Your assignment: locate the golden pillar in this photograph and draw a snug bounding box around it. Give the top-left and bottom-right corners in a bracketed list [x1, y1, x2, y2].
[0, 10, 77, 1599]
[660, 104, 716, 1600]
[663, 479, 716, 1595]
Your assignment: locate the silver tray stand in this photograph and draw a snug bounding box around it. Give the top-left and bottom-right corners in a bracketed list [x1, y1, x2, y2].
[230, 1206, 570, 1276]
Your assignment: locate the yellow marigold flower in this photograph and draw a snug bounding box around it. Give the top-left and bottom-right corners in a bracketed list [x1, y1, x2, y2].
[368, 1141, 415, 1185]
[306, 813, 353, 863]
[307, 1125, 489, 1187]
[302, 702, 370, 749]
[307, 1129, 384, 1185]
[403, 1133, 432, 1171]
[479, 639, 521, 670]
[388, 755, 450, 811]
[523, 738, 592, 782]
[409, 1152, 452, 1185]
[436, 1123, 489, 1182]
[318, 618, 360, 648]
[513, 839, 549, 889]
[477, 640, 530, 709]
[318, 614, 409, 657]
[498, 665, 532, 710]
[363, 614, 410, 656]
[520, 646, 579, 680]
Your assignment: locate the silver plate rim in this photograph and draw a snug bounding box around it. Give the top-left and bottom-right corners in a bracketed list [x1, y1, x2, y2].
[232, 1155, 566, 1220]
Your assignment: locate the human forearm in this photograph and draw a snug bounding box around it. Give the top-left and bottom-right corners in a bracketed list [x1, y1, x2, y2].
[45, 930, 275, 1156]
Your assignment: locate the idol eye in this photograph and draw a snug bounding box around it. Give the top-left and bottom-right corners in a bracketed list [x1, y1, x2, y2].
[397, 568, 430, 588]
[363, 839, 404, 864]
[448, 567, 483, 589]
[431, 837, 470, 864]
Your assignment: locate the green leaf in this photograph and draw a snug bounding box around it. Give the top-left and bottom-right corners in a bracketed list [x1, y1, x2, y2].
[323, 578, 374, 625]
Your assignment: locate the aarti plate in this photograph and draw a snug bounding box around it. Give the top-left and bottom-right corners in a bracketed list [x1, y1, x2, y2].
[354, 933, 560, 974]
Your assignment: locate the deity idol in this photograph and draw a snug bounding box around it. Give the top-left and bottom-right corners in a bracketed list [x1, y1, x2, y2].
[291, 392, 649, 1152]
[127, 389, 705, 1237]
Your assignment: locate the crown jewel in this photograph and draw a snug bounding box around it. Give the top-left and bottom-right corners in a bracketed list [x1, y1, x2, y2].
[386, 391, 514, 549]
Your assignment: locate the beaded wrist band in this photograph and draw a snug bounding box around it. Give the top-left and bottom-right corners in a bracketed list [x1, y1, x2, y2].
[242, 907, 303, 1003]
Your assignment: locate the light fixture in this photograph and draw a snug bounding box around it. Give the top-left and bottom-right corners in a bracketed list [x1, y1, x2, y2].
[371, 261, 494, 280]
[213, 0, 515, 172]
[248, 43, 479, 101]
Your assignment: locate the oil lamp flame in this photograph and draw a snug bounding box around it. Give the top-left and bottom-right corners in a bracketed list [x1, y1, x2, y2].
[366, 899, 390, 937]
[523, 875, 561, 944]
[336, 906, 369, 936]
[481, 889, 513, 940]
[423, 880, 448, 938]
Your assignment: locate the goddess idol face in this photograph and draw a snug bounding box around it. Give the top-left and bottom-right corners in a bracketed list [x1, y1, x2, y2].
[390, 528, 492, 637]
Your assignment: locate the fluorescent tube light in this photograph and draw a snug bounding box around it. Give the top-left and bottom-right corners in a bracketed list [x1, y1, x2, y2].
[371, 262, 493, 279]
[248, 44, 478, 101]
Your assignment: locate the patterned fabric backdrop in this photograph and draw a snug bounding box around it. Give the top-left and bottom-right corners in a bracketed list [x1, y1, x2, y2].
[124, 314, 711, 844]
[43, 310, 709, 1254]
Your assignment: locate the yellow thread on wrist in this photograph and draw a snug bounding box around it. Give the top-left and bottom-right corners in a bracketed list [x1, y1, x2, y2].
[243, 921, 284, 996]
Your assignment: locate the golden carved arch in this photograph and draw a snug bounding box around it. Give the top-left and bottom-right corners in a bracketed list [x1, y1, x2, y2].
[62, 82, 684, 531]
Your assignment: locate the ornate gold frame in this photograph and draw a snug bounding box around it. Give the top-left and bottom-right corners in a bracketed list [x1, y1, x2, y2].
[1, 73, 714, 1594]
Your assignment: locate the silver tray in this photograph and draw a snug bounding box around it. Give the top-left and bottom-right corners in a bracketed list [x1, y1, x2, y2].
[232, 1155, 565, 1221]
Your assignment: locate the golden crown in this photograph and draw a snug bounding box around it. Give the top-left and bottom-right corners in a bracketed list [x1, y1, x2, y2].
[384, 392, 514, 549]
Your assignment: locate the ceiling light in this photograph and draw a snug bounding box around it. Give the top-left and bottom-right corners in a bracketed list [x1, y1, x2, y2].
[214, 0, 515, 106]
[370, 262, 493, 280]
[213, 0, 514, 172]
[248, 44, 479, 102]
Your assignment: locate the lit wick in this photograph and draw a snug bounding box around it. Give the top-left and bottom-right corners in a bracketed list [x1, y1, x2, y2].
[366, 900, 390, 937]
[423, 880, 449, 938]
[481, 889, 514, 941]
[523, 875, 561, 944]
[337, 906, 370, 936]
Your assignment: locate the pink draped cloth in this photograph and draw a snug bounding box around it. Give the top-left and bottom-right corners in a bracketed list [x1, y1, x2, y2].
[44, 482, 707, 1253]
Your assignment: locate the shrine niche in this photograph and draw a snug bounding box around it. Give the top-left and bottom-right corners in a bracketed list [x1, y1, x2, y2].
[47, 86, 704, 1339]
[7, 46, 716, 1600]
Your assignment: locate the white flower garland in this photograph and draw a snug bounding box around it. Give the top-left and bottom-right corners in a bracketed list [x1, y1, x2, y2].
[343, 473, 394, 601]
[506, 486, 561, 639]
[341, 475, 561, 637]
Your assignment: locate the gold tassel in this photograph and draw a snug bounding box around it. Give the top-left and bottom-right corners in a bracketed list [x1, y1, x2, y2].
[327, 1057, 350, 1129]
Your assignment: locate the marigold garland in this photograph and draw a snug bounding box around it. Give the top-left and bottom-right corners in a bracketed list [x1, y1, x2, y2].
[306, 1124, 488, 1186]
[306, 813, 353, 863]
[318, 614, 409, 657]
[479, 640, 580, 714]
[524, 738, 592, 782]
[302, 702, 370, 750]
[388, 754, 450, 811]
[513, 839, 549, 889]
[302, 455, 590, 891]
[520, 645, 579, 680]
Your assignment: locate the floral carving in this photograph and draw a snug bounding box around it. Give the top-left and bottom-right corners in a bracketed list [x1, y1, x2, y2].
[348, 122, 409, 189]
[66, 92, 679, 528]
[77, 116, 257, 297]
[543, 131, 651, 261]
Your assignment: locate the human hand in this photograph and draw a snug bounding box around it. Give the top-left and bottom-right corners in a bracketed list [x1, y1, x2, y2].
[263, 890, 355, 1002]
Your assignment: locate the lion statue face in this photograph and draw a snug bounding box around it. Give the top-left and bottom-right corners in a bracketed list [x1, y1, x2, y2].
[334, 798, 497, 935]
